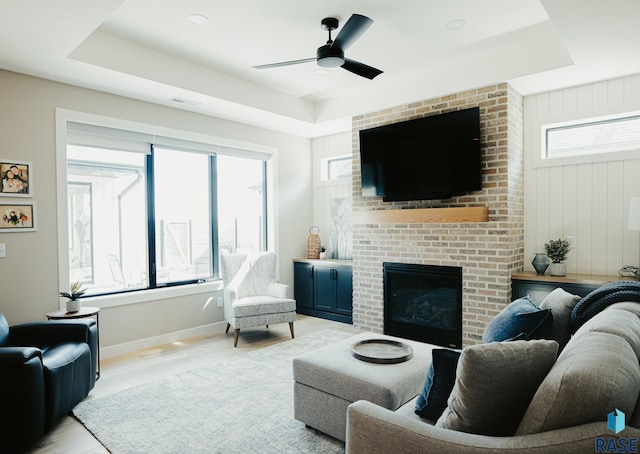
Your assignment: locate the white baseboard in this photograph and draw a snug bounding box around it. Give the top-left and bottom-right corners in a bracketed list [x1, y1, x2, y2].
[101, 321, 228, 359]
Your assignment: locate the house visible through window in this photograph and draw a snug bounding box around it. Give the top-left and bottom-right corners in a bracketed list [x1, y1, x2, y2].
[544, 112, 640, 160]
[65, 122, 269, 297]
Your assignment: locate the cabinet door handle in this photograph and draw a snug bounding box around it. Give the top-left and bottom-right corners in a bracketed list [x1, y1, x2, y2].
[309, 266, 314, 278]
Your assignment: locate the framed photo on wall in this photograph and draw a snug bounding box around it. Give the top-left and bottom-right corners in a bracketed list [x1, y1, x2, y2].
[0, 160, 32, 197]
[0, 202, 37, 232]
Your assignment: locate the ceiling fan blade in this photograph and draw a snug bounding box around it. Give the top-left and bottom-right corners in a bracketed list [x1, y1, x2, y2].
[253, 57, 316, 70]
[332, 14, 373, 51]
[341, 58, 383, 80]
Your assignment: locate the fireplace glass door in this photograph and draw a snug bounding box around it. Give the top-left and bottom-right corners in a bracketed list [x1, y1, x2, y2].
[383, 262, 462, 348]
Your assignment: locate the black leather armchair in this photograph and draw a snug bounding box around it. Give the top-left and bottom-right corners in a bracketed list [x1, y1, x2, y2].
[0, 311, 98, 452]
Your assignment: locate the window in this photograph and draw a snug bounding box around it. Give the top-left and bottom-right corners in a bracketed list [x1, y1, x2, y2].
[153, 147, 212, 285]
[217, 154, 267, 254]
[544, 112, 640, 160]
[65, 122, 269, 297]
[67, 146, 148, 293]
[321, 155, 352, 181]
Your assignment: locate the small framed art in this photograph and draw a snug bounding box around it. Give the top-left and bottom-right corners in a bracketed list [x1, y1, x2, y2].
[0, 202, 37, 232]
[0, 160, 32, 197]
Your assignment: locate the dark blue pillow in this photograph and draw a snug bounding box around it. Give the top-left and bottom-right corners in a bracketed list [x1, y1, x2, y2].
[415, 349, 461, 420]
[482, 296, 553, 343]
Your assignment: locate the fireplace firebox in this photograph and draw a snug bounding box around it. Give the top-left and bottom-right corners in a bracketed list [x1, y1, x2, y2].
[383, 262, 462, 349]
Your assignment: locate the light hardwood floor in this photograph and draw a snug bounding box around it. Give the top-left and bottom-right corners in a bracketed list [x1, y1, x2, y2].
[30, 315, 360, 454]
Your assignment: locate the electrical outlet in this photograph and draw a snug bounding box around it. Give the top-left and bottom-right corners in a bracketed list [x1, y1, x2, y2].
[0, 243, 5, 258]
[217, 296, 223, 308]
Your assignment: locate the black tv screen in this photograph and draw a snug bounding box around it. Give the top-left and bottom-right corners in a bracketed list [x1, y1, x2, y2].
[359, 107, 482, 202]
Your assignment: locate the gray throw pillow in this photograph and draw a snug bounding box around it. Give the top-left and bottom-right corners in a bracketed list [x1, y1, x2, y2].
[435, 339, 558, 436]
[482, 296, 553, 343]
[539, 288, 580, 349]
[516, 306, 640, 435]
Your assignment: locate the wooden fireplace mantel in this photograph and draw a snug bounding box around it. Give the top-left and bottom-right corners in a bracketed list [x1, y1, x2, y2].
[353, 206, 489, 224]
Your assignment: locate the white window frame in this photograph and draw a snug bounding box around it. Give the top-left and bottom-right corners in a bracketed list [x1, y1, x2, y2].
[321, 154, 352, 182]
[533, 104, 640, 168]
[55, 109, 278, 309]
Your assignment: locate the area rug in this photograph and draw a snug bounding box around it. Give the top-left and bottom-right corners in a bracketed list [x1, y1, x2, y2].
[73, 329, 354, 453]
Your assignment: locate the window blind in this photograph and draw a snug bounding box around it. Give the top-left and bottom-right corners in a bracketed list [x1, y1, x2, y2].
[67, 122, 272, 161]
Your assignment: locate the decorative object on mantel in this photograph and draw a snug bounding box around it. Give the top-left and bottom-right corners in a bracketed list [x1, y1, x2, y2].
[307, 225, 321, 259]
[544, 238, 571, 277]
[531, 253, 550, 275]
[59, 281, 86, 313]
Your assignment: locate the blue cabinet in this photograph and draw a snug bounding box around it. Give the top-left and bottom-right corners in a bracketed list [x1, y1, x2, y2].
[293, 260, 353, 323]
[293, 262, 314, 309]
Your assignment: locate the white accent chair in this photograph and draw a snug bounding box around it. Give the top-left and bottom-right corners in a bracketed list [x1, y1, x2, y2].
[220, 252, 296, 347]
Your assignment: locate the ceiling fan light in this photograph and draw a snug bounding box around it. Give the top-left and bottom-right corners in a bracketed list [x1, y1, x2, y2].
[318, 56, 345, 68]
[316, 44, 345, 68]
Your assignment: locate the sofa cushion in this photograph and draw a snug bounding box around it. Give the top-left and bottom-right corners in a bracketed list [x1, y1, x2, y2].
[539, 288, 581, 349]
[435, 339, 558, 436]
[414, 349, 460, 420]
[516, 304, 640, 435]
[232, 296, 296, 317]
[482, 296, 553, 343]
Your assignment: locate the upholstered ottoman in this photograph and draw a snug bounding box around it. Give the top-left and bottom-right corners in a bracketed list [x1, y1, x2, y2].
[293, 332, 435, 441]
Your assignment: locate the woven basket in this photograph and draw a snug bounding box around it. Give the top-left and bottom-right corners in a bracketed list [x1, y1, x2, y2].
[307, 226, 321, 259]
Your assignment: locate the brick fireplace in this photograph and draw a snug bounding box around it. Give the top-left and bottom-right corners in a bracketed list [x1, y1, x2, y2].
[351, 83, 524, 346]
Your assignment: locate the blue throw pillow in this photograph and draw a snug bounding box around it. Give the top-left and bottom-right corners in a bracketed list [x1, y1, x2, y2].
[482, 296, 553, 343]
[415, 349, 461, 420]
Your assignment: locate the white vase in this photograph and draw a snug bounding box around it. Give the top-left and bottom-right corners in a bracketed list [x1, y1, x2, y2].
[66, 299, 81, 313]
[549, 262, 567, 277]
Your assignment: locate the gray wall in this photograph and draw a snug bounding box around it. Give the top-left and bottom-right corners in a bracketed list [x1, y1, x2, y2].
[0, 69, 312, 353]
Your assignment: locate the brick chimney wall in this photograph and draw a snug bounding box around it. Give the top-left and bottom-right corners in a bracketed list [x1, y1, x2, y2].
[351, 83, 524, 346]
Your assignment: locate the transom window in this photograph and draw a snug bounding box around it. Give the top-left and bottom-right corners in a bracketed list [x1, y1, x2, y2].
[321, 155, 352, 181]
[544, 112, 640, 160]
[65, 122, 269, 297]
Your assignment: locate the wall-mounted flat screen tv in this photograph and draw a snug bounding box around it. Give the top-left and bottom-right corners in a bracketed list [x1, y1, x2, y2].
[359, 107, 482, 202]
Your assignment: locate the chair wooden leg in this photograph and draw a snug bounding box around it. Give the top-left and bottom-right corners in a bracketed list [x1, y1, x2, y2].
[225, 323, 230, 334]
[233, 329, 240, 347]
[289, 322, 295, 339]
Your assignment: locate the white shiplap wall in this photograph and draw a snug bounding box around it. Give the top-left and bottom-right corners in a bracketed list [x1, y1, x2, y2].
[524, 74, 640, 276]
[311, 131, 352, 259]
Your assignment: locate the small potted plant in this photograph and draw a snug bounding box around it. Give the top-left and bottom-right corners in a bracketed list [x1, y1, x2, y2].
[319, 246, 327, 260]
[60, 281, 86, 313]
[544, 238, 571, 276]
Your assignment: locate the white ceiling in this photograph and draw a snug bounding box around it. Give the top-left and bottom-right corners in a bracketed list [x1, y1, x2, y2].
[1, 0, 639, 137]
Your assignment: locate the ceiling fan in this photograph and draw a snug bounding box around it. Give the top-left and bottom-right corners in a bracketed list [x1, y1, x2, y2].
[253, 13, 383, 80]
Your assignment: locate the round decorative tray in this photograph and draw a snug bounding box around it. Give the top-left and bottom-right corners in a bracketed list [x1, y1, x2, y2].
[351, 339, 413, 364]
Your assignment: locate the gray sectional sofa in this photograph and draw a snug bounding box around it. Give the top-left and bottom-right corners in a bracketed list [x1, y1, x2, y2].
[345, 291, 640, 453]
